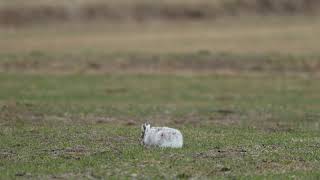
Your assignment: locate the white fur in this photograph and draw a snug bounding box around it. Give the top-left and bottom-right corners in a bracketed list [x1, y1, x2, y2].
[141, 123, 183, 148]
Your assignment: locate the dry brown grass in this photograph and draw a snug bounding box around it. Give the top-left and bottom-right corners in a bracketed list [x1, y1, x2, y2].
[1, 16, 320, 75]
[0, 0, 320, 25]
[0, 17, 320, 53]
[1, 17, 320, 54]
[2, 52, 320, 76]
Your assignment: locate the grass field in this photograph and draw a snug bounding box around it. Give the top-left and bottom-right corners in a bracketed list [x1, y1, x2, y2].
[1, 12, 320, 179]
[1, 73, 320, 179]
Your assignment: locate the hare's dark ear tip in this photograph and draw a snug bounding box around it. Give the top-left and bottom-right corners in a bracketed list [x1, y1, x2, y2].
[142, 123, 149, 130]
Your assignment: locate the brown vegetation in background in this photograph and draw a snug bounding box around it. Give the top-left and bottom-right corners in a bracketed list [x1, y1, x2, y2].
[1, 52, 320, 75]
[0, 0, 320, 26]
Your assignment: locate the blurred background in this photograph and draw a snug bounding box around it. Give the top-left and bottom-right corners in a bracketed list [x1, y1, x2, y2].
[1, 0, 320, 128]
[1, 0, 320, 56]
[1, 0, 320, 74]
[1, 0, 320, 25]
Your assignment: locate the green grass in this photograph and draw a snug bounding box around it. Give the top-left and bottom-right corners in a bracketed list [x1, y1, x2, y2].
[1, 73, 320, 179]
[1, 125, 320, 179]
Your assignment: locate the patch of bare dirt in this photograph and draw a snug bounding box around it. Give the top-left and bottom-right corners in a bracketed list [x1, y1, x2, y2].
[45, 145, 90, 160]
[0, 101, 45, 126]
[255, 159, 314, 174]
[208, 110, 242, 127]
[193, 147, 247, 159]
[47, 171, 100, 180]
[0, 149, 16, 159]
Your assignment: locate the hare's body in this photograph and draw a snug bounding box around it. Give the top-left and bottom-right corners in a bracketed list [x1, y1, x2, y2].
[141, 124, 183, 148]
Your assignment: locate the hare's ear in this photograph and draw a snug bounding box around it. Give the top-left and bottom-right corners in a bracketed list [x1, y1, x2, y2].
[145, 123, 151, 130]
[141, 124, 146, 132]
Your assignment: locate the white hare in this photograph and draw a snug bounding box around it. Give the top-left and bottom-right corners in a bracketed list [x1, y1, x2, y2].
[140, 123, 183, 148]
